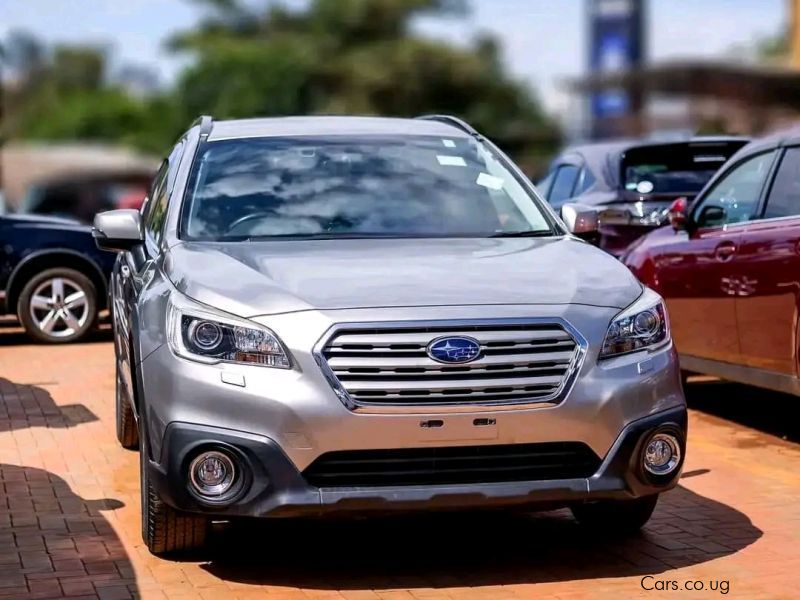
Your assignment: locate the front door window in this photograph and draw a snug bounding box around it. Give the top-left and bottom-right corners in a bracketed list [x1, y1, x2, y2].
[691, 151, 776, 228]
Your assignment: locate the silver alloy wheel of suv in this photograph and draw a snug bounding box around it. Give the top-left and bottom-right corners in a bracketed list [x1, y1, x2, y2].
[17, 267, 97, 343]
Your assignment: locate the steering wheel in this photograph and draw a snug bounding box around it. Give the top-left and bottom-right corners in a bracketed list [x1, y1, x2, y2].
[226, 212, 275, 235]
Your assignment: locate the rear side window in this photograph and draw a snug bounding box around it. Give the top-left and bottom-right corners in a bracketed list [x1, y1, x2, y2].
[764, 147, 800, 219]
[144, 141, 184, 245]
[144, 162, 169, 244]
[548, 165, 580, 206]
[576, 168, 596, 194]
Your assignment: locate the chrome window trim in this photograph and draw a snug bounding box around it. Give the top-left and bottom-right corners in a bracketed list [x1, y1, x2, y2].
[312, 317, 588, 413]
[697, 212, 800, 234]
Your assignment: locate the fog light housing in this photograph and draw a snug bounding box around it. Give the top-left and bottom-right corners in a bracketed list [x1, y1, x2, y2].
[189, 450, 237, 497]
[642, 432, 681, 476]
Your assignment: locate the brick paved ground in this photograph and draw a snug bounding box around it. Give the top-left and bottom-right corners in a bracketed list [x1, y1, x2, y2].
[2, 328, 800, 598]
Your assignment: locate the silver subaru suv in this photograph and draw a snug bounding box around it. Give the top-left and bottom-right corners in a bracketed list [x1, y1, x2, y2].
[94, 115, 686, 555]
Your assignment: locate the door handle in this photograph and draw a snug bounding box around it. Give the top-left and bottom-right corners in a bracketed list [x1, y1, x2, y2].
[714, 241, 737, 262]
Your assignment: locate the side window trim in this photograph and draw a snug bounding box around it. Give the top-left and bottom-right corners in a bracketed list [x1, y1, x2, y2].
[575, 164, 594, 195]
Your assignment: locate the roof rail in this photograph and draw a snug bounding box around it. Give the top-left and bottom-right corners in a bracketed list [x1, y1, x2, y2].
[415, 114, 482, 138]
[192, 115, 214, 138]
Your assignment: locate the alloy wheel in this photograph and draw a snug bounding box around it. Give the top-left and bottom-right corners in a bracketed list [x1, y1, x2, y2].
[28, 276, 90, 339]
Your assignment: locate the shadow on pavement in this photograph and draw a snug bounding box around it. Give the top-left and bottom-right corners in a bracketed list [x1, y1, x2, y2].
[685, 379, 800, 443]
[198, 483, 761, 589]
[0, 464, 135, 598]
[0, 378, 98, 432]
[0, 321, 113, 347]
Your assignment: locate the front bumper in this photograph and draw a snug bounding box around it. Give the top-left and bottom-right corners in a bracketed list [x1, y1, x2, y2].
[146, 405, 687, 518]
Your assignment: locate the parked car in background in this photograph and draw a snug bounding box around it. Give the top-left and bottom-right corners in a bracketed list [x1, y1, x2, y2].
[0, 213, 116, 343]
[20, 171, 151, 224]
[94, 115, 686, 555]
[623, 125, 800, 395]
[539, 137, 748, 256]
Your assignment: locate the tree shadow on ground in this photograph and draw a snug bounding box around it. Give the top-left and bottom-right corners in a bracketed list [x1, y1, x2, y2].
[198, 480, 761, 589]
[0, 463, 135, 598]
[0, 378, 98, 433]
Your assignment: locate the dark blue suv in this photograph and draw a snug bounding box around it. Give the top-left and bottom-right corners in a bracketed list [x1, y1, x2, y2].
[0, 213, 116, 343]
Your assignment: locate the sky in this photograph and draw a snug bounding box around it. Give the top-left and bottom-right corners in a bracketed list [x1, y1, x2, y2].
[0, 0, 786, 115]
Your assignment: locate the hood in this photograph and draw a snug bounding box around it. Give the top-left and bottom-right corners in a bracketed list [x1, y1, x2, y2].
[165, 237, 642, 318]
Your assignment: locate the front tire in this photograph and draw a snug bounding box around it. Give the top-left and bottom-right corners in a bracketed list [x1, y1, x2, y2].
[115, 370, 139, 450]
[571, 494, 658, 534]
[139, 420, 208, 555]
[17, 267, 97, 343]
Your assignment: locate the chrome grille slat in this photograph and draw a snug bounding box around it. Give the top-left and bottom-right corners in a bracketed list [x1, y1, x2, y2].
[342, 374, 564, 392]
[351, 386, 558, 399]
[327, 349, 575, 369]
[328, 329, 572, 347]
[319, 321, 582, 408]
[324, 340, 576, 355]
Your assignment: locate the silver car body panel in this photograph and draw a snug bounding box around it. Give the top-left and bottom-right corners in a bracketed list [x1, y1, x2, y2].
[164, 237, 643, 318]
[136, 266, 683, 472]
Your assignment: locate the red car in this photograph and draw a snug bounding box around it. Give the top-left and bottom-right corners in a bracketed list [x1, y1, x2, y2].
[623, 126, 800, 395]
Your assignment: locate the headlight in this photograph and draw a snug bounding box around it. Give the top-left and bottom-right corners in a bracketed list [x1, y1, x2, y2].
[167, 291, 291, 368]
[600, 287, 670, 359]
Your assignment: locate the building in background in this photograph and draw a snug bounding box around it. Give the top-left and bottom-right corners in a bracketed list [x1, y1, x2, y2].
[1, 143, 156, 217]
[587, 0, 646, 139]
[576, 0, 800, 139]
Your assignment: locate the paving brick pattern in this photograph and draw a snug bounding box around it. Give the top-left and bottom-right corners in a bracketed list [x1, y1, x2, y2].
[1, 333, 800, 598]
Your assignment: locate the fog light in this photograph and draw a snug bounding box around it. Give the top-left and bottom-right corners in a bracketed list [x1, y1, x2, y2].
[643, 432, 681, 476]
[189, 451, 236, 497]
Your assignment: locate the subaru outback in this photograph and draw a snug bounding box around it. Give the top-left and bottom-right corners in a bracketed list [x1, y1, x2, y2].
[93, 115, 687, 555]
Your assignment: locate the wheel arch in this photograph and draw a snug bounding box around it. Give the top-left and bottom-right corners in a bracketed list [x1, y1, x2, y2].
[7, 249, 109, 314]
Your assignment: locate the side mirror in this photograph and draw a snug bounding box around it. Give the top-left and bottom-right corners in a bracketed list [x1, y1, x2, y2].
[561, 203, 599, 242]
[696, 205, 726, 229]
[668, 197, 689, 230]
[93, 209, 143, 252]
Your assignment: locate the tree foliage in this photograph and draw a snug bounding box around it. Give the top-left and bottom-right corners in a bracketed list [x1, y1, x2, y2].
[4, 0, 559, 171]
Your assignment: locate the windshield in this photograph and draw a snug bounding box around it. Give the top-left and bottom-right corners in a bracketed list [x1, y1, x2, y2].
[621, 142, 744, 196]
[180, 135, 553, 241]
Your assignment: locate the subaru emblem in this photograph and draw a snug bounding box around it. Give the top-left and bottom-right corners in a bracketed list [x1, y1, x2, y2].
[427, 336, 481, 364]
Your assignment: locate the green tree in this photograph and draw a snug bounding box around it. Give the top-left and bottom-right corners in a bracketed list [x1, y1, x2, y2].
[170, 0, 558, 171]
[5, 1, 560, 171]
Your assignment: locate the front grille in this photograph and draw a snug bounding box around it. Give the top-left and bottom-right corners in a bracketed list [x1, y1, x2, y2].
[303, 442, 601, 487]
[320, 322, 581, 406]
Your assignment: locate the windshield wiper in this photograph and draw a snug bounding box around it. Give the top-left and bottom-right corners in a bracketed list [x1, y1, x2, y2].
[490, 230, 554, 238]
